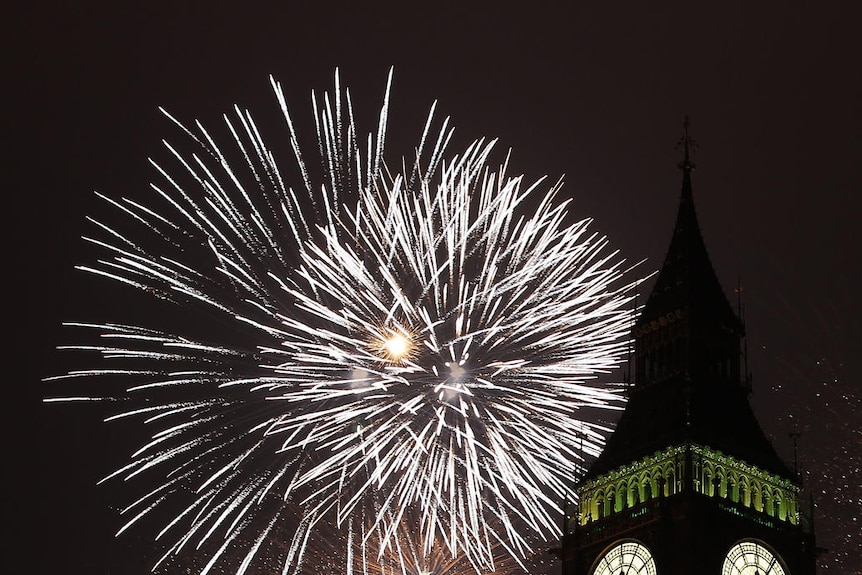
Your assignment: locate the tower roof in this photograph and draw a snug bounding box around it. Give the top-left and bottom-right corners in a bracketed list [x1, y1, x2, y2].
[638, 117, 742, 338]
[583, 120, 793, 481]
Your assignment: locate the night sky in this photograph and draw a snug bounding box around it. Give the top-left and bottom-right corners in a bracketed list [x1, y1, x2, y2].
[14, 2, 860, 573]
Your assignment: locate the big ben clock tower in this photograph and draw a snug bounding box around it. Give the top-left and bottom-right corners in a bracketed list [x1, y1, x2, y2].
[559, 120, 817, 575]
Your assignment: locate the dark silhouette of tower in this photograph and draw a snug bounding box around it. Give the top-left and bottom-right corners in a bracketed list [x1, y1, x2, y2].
[559, 120, 817, 575]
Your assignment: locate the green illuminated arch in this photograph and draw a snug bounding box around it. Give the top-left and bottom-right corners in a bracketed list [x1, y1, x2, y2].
[576, 444, 800, 526]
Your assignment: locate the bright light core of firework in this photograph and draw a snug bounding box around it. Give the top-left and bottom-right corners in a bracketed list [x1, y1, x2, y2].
[378, 330, 413, 362]
[47, 69, 638, 575]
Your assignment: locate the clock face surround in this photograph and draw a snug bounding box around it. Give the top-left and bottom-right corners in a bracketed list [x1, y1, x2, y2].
[591, 540, 656, 575]
[722, 541, 787, 575]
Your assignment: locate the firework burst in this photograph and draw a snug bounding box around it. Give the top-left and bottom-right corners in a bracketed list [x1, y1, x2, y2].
[47, 69, 636, 574]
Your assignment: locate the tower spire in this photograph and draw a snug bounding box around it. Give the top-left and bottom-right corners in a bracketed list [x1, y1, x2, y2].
[584, 118, 791, 480]
[560, 123, 816, 575]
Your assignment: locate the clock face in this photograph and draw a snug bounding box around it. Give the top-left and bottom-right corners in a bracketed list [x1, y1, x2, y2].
[592, 541, 656, 575]
[722, 541, 787, 575]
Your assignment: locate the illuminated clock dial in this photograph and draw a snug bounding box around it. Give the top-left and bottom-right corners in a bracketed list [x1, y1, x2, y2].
[722, 541, 787, 575]
[592, 541, 656, 575]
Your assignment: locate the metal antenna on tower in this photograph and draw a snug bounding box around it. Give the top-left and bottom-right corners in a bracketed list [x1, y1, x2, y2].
[677, 115, 698, 173]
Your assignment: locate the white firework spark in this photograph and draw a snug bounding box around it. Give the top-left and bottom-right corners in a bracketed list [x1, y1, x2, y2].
[298, 503, 525, 575]
[47, 70, 636, 574]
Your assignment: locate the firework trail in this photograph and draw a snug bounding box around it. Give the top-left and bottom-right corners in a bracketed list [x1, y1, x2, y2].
[297, 502, 525, 575]
[47, 69, 637, 574]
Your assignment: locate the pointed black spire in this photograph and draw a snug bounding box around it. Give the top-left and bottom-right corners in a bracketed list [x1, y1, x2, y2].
[632, 117, 743, 390]
[583, 121, 793, 480]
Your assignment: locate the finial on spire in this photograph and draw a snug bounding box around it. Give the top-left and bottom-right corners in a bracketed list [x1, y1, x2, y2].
[677, 115, 697, 173]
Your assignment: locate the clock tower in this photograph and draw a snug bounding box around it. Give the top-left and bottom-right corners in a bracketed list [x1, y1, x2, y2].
[559, 120, 817, 575]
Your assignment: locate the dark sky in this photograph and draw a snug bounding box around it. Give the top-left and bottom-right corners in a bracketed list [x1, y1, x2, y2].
[14, 1, 860, 573]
